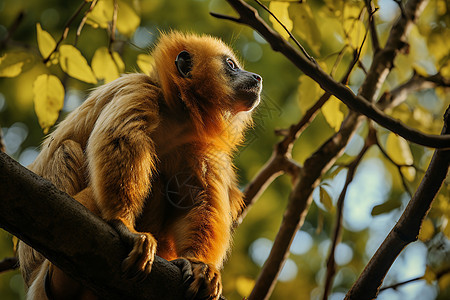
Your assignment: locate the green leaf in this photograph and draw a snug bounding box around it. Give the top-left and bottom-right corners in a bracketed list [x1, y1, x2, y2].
[36, 23, 56, 60]
[59, 45, 98, 84]
[321, 96, 344, 131]
[289, 2, 321, 54]
[137, 54, 154, 75]
[319, 186, 334, 212]
[33, 74, 65, 134]
[269, 2, 293, 41]
[0, 52, 34, 78]
[92, 47, 124, 83]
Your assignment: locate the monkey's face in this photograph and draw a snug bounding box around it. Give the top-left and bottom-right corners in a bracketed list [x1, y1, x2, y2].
[223, 56, 262, 113]
[174, 49, 262, 114]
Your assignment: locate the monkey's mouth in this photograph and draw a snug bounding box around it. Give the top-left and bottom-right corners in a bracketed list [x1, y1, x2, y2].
[235, 87, 261, 112]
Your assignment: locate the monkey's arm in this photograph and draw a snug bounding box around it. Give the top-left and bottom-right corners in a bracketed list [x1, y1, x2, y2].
[86, 79, 161, 278]
[170, 161, 238, 299]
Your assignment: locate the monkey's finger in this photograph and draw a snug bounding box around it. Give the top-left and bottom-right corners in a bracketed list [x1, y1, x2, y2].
[171, 258, 193, 283]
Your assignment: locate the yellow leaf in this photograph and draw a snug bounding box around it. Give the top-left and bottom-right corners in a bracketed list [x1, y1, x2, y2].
[289, 2, 321, 54]
[87, 0, 112, 29]
[386, 133, 414, 165]
[298, 75, 319, 113]
[0, 52, 34, 78]
[235, 276, 254, 298]
[92, 47, 124, 83]
[386, 132, 416, 181]
[418, 218, 434, 242]
[137, 54, 154, 75]
[319, 186, 334, 212]
[33, 74, 65, 133]
[87, 0, 140, 36]
[36, 23, 56, 59]
[269, 2, 293, 41]
[424, 266, 436, 284]
[59, 45, 97, 84]
[117, 0, 140, 37]
[321, 96, 344, 131]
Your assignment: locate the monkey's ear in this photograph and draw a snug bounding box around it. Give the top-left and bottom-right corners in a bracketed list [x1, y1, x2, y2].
[175, 51, 192, 78]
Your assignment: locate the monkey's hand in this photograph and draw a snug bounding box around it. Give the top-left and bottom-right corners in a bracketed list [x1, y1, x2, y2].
[109, 220, 157, 282]
[172, 257, 223, 300]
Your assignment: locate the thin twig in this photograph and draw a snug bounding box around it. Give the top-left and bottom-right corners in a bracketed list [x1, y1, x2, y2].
[212, 0, 450, 149]
[109, 0, 118, 52]
[322, 129, 375, 300]
[346, 105, 450, 299]
[43, 0, 89, 63]
[0, 11, 25, 51]
[379, 267, 450, 292]
[75, 0, 98, 46]
[253, 0, 316, 63]
[375, 136, 413, 197]
[364, 0, 380, 52]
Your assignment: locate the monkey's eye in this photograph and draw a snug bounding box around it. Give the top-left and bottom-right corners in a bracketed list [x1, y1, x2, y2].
[226, 58, 238, 70]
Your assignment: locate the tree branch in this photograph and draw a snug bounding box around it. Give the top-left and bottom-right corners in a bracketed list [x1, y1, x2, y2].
[212, 0, 450, 149]
[0, 152, 185, 300]
[364, 0, 380, 52]
[345, 106, 450, 300]
[213, 1, 431, 299]
[322, 129, 375, 299]
[0, 257, 19, 274]
[378, 71, 450, 110]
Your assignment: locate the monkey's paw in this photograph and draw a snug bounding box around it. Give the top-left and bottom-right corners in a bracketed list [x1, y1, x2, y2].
[122, 232, 157, 281]
[172, 257, 223, 300]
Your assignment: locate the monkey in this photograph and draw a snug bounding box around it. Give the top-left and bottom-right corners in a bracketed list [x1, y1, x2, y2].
[17, 31, 262, 300]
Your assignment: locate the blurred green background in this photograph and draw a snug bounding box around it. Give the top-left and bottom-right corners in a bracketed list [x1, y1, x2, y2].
[1, 0, 449, 299]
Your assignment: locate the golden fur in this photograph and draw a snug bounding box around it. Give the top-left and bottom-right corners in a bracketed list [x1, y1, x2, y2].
[18, 31, 261, 300]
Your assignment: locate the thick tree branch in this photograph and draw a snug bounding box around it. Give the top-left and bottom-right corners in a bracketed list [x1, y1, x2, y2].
[345, 106, 450, 300]
[0, 152, 185, 300]
[211, 0, 450, 149]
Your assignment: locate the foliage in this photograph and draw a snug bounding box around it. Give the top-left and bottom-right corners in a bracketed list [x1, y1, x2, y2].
[0, 0, 449, 300]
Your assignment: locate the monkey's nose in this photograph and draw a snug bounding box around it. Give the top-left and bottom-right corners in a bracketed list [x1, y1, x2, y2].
[252, 73, 262, 82]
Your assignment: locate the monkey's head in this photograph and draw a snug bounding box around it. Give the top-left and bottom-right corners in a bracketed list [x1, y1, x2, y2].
[152, 31, 262, 138]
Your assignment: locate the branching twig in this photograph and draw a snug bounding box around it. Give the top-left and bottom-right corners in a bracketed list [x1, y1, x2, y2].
[378, 71, 450, 110]
[0, 11, 25, 51]
[345, 105, 450, 300]
[213, 1, 431, 299]
[379, 267, 450, 292]
[43, 0, 89, 63]
[0, 257, 19, 273]
[75, 0, 98, 46]
[322, 128, 376, 300]
[364, 0, 380, 52]
[240, 39, 362, 221]
[253, 0, 315, 63]
[212, 0, 450, 149]
[375, 136, 414, 197]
